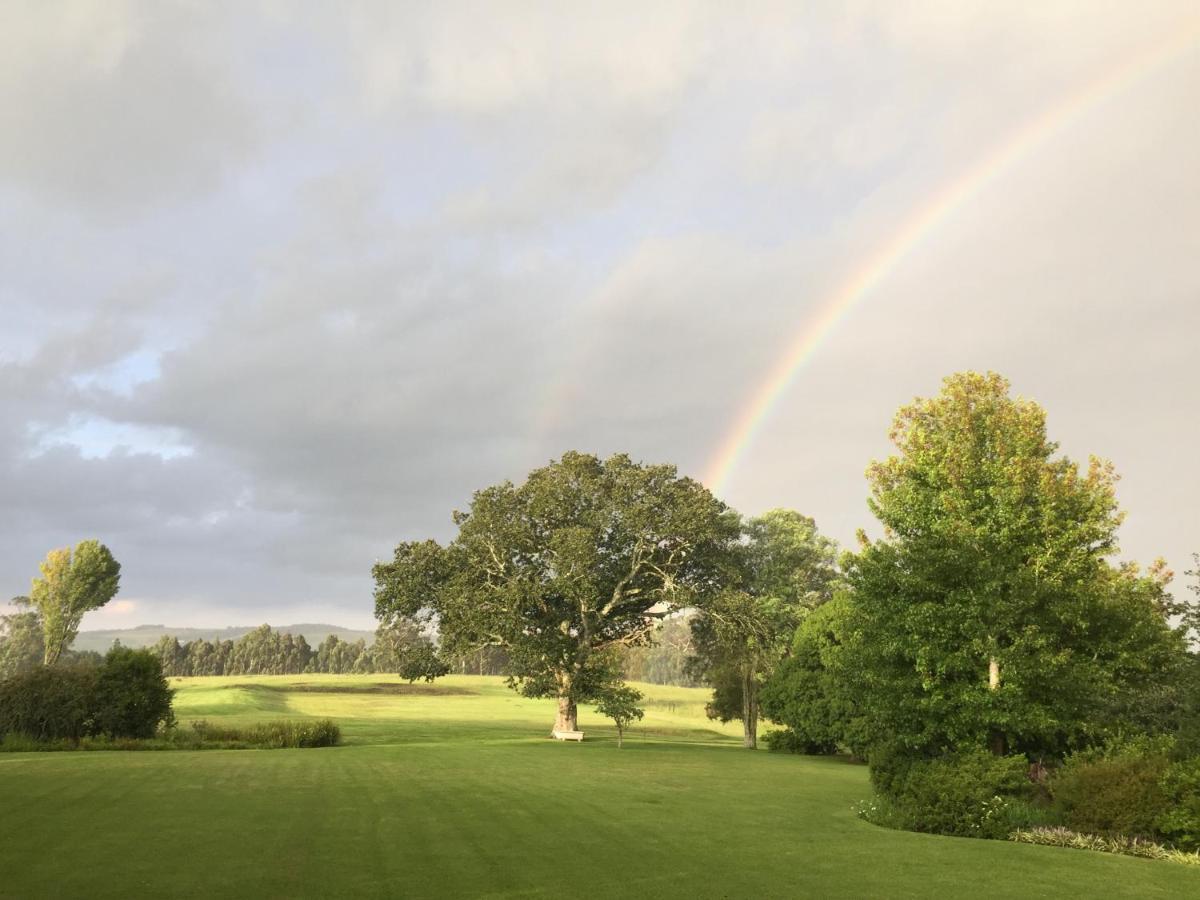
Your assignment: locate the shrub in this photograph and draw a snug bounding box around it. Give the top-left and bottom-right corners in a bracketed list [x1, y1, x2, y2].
[0, 648, 174, 742]
[1157, 757, 1200, 851]
[0, 664, 96, 741]
[91, 647, 175, 738]
[876, 749, 1031, 839]
[1051, 738, 1172, 839]
[764, 728, 837, 755]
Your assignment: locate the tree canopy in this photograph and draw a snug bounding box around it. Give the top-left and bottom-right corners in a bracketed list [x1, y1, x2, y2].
[844, 372, 1181, 760]
[373, 451, 740, 732]
[30, 541, 121, 667]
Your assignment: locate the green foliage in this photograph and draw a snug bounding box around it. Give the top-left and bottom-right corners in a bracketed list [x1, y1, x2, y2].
[29, 540, 121, 666]
[189, 718, 341, 748]
[760, 593, 867, 757]
[91, 646, 176, 738]
[0, 648, 173, 741]
[872, 748, 1032, 839]
[0, 600, 44, 679]
[1157, 757, 1200, 851]
[846, 372, 1181, 760]
[395, 642, 451, 683]
[0, 664, 97, 741]
[743, 509, 840, 609]
[689, 510, 840, 747]
[1101, 648, 1200, 756]
[151, 624, 419, 676]
[594, 683, 644, 746]
[373, 452, 739, 724]
[690, 588, 776, 743]
[762, 728, 832, 755]
[1010, 827, 1200, 866]
[1051, 736, 1173, 839]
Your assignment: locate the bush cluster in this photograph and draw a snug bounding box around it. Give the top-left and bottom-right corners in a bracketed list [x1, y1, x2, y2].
[0, 717, 342, 752]
[1051, 739, 1171, 839]
[0, 648, 174, 742]
[764, 728, 829, 755]
[1049, 736, 1200, 852]
[866, 749, 1033, 839]
[859, 735, 1200, 857]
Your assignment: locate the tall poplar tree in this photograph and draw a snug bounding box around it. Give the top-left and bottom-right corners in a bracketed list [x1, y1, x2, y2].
[30, 540, 121, 666]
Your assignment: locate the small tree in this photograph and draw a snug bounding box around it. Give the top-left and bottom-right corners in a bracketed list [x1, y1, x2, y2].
[595, 683, 644, 747]
[30, 540, 121, 666]
[396, 643, 451, 683]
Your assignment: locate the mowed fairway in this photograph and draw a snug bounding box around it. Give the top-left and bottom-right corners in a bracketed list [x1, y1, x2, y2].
[1, 676, 1196, 899]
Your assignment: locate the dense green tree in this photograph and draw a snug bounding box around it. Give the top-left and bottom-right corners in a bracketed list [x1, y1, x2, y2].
[91, 646, 176, 738]
[689, 510, 839, 748]
[845, 372, 1182, 761]
[373, 452, 740, 733]
[760, 593, 868, 756]
[0, 597, 44, 680]
[29, 540, 121, 666]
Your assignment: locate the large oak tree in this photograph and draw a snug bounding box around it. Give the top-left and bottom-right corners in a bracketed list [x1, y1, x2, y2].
[373, 452, 739, 733]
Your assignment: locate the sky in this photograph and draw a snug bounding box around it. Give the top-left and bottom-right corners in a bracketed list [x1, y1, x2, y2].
[2, 2, 1198, 630]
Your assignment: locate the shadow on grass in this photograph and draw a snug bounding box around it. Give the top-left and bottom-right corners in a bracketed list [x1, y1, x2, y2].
[230, 682, 477, 696]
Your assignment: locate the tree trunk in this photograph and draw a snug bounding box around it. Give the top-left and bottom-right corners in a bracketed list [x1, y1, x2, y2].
[987, 655, 1005, 755]
[616, 725, 624, 749]
[741, 665, 757, 749]
[553, 694, 578, 735]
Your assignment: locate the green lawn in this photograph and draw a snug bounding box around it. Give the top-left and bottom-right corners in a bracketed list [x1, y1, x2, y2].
[0, 675, 1194, 898]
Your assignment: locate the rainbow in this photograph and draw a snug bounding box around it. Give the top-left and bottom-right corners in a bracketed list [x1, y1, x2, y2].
[702, 24, 1199, 496]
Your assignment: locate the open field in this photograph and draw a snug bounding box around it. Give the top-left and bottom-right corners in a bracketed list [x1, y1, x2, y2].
[0, 675, 1196, 899]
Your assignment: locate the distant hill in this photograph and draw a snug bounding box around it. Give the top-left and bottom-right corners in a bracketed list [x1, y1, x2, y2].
[71, 623, 376, 653]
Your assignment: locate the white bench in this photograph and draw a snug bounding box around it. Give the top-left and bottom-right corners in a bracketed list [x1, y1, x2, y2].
[552, 730, 584, 742]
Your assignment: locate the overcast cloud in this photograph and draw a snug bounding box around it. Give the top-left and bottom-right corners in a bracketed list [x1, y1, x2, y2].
[3, 2, 1197, 629]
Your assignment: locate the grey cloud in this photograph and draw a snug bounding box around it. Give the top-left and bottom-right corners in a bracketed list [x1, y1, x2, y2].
[2, 3, 1197, 628]
[0, 1, 258, 216]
